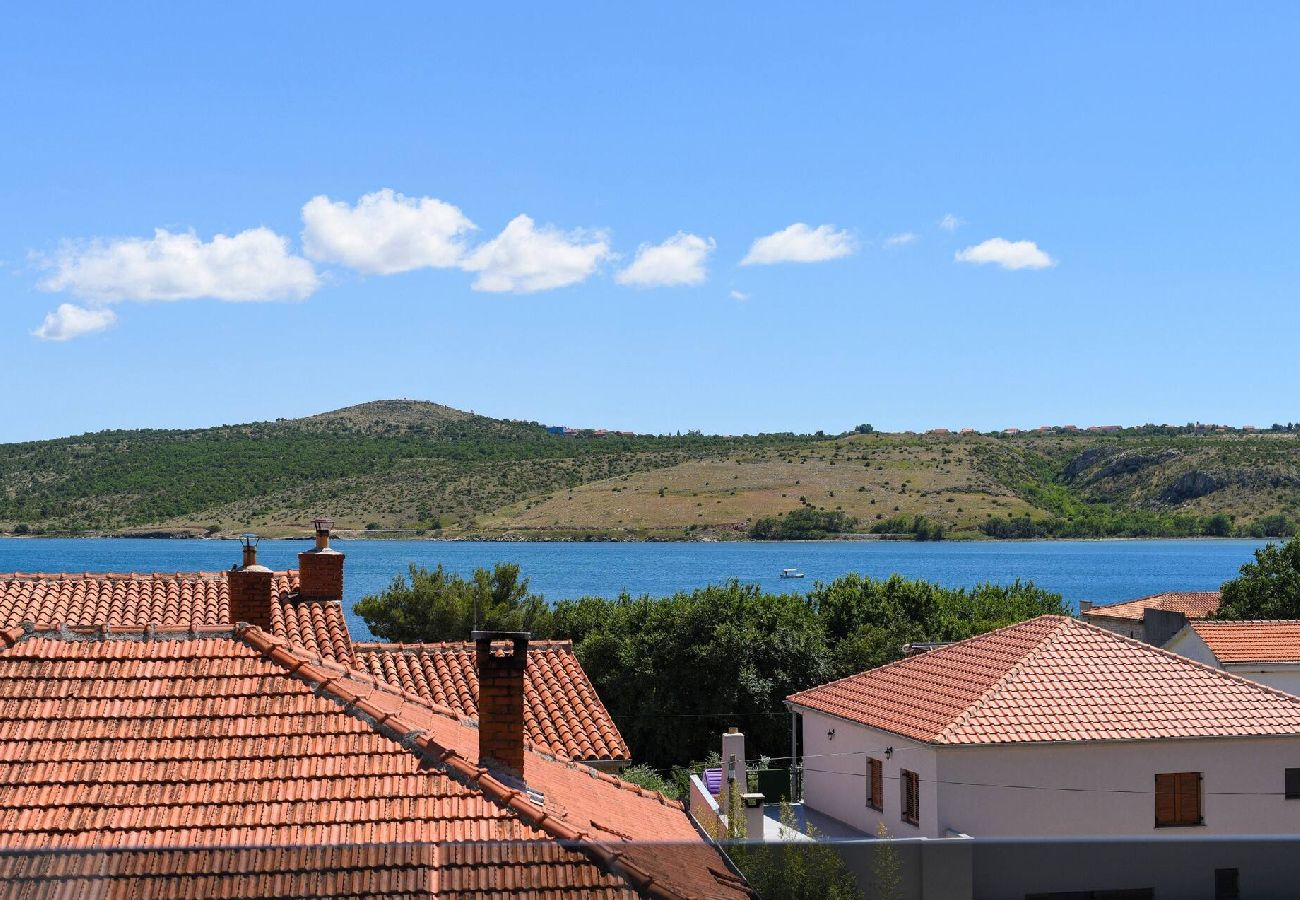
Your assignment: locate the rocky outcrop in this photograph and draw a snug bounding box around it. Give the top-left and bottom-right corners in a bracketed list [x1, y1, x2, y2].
[1158, 470, 1227, 504]
[1062, 448, 1109, 481]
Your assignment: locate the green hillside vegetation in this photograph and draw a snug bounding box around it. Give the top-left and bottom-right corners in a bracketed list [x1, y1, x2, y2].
[1, 401, 1300, 540]
[355, 563, 1068, 768]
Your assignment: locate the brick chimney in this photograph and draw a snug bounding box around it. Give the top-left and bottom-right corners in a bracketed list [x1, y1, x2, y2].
[227, 534, 274, 631]
[298, 517, 344, 602]
[474, 631, 529, 776]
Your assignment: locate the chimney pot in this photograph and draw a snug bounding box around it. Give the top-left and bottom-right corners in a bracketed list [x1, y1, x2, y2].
[299, 516, 344, 602]
[474, 631, 530, 776]
[228, 533, 274, 631]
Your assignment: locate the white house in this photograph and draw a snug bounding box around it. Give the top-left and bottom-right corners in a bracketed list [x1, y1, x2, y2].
[1164, 620, 1300, 696]
[787, 615, 1300, 841]
[1079, 590, 1221, 643]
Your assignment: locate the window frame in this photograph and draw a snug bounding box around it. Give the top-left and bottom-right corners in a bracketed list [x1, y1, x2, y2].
[900, 768, 919, 826]
[867, 757, 883, 811]
[1285, 767, 1300, 800]
[1154, 771, 1203, 828]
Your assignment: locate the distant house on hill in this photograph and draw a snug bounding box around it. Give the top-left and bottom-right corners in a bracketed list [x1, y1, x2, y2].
[1165, 620, 1300, 696]
[1080, 591, 1222, 644]
[926, 428, 950, 435]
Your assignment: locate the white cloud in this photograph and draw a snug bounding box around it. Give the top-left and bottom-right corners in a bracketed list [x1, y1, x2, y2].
[740, 223, 856, 266]
[32, 304, 116, 341]
[615, 232, 715, 287]
[954, 237, 1056, 270]
[460, 215, 611, 293]
[39, 227, 318, 302]
[729, 289, 750, 301]
[939, 213, 962, 232]
[301, 189, 475, 274]
[884, 232, 918, 247]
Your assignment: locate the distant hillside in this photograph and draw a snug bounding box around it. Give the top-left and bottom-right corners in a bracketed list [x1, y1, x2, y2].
[1, 403, 1298, 540]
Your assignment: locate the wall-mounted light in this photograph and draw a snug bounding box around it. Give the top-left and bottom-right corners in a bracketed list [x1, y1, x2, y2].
[827, 728, 836, 741]
[885, 746, 894, 759]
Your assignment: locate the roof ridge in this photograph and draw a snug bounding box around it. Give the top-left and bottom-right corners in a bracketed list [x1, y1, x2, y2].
[1193, 619, 1300, 627]
[354, 639, 576, 652]
[1062, 616, 1300, 707]
[0, 570, 296, 581]
[235, 626, 468, 724]
[233, 625, 696, 900]
[934, 616, 1075, 743]
[788, 614, 1071, 706]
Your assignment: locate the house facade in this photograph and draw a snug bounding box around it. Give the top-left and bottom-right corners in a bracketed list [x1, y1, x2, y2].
[788, 616, 1300, 841]
[1165, 620, 1300, 696]
[1080, 590, 1221, 643]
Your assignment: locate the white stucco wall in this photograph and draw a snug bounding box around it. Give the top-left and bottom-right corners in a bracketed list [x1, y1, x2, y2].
[795, 708, 941, 838]
[797, 708, 1300, 839]
[1163, 627, 1220, 666]
[1163, 628, 1300, 696]
[938, 736, 1300, 837]
[1224, 667, 1300, 696]
[1081, 615, 1144, 641]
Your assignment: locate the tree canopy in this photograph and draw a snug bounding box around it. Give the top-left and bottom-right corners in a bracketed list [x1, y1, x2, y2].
[353, 562, 552, 642]
[1218, 539, 1300, 619]
[357, 566, 1066, 768]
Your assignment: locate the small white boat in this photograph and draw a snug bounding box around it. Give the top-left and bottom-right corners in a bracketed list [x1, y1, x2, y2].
[780, 568, 805, 579]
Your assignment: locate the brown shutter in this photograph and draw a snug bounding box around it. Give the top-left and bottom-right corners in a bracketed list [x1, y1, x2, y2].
[901, 770, 919, 825]
[1155, 773, 1176, 826]
[1156, 772, 1201, 826]
[868, 758, 883, 810]
[1177, 772, 1202, 825]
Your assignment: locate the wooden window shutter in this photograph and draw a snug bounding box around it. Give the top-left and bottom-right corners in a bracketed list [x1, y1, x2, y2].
[901, 770, 919, 825]
[1154, 773, 1176, 825]
[1178, 772, 1202, 824]
[1155, 772, 1202, 826]
[867, 758, 883, 810]
[1286, 768, 1300, 799]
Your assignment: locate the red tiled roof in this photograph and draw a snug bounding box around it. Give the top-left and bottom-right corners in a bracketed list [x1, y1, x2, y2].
[355, 640, 630, 763]
[1189, 620, 1300, 664]
[1082, 591, 1222, 623]
[787, 615, 1300, 745]
[0, 624, 747, 899]
[0, 571, 354, 665]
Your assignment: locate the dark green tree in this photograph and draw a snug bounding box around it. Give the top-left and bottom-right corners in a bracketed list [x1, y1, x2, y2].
[550, 581, 832, 769]
[1218, 539, 1300, 619]
[354, 562, 552, 642]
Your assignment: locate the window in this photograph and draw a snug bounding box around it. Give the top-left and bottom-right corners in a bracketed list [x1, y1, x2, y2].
[1214, 867, 1240, 900]
[1154, 772, 1202, 827]
[1285, 768, 1300, 799]
[900, 769, 919, 825]
[867, 757, 883, 810]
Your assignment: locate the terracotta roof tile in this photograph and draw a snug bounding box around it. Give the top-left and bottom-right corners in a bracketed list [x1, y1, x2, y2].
[0, 625, 748, 900]
[0, 571, 353, 665]
[788, 615, 1300, 745]
[1083, 591, 1222, 623]
[354, 641, 630, 763]
[1189, 620, 1300, 664]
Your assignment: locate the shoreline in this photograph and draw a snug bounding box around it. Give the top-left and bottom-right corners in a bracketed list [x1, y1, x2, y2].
[0, 533, 1273, 545]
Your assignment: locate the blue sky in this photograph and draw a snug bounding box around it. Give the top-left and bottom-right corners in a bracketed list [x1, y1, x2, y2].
[3, 3, 1298, 441]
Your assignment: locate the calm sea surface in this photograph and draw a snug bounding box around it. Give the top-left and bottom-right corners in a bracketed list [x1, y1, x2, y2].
[0, 538, 1271, 641]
